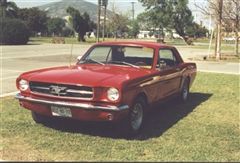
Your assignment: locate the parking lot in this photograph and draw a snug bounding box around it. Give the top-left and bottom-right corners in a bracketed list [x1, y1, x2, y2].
[1, 43, 239, 95]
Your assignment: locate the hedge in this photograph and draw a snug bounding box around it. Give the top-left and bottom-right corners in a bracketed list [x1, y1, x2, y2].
[0, 18, 30, 45]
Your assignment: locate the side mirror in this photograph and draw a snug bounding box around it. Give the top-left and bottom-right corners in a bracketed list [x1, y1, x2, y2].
[77, 55, 83, 62]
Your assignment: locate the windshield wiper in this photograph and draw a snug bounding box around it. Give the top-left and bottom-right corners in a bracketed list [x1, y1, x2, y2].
[107, 61, 139, 68]
[81, 59, 105, 65]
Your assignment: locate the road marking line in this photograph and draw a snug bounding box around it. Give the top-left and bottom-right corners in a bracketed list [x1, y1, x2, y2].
[0, 91, 19, 98]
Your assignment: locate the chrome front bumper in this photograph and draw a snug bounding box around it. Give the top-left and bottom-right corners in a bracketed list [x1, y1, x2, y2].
[15, 93, 129, 112]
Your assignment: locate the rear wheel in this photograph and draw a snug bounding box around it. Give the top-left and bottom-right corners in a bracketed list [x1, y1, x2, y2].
[180, 79, 190, 102]
[31, 111, 49, 124]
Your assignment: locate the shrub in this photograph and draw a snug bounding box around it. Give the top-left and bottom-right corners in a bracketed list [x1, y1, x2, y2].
[62, 27, 74, 37]
[51, 37, 65, 44]
[0, 18, 30, 45]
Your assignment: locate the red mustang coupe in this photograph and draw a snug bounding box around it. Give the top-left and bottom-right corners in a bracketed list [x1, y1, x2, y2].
[16, 41, 196, 135]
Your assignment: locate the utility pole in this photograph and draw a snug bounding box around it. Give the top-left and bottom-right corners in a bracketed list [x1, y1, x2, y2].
[97, 0, 101, 42]
[216, 0, 223, 60]
[102, 0, 108, 41]
[0, 0, 7, 18]
[131, 2, 135, 20]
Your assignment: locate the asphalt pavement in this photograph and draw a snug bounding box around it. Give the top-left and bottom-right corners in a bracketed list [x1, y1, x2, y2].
[1, 43, 239, 96]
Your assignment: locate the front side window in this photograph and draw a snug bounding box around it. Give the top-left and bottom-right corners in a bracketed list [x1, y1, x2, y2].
[85, 46, 111, 63]
[79, 45, 154, 69]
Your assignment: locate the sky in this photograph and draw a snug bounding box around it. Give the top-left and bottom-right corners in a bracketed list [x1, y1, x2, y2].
[11, 0, 210, 28]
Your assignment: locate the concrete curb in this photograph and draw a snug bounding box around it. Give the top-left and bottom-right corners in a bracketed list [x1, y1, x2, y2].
[198, 70, 239, 75]
[0, 91, 19, 98]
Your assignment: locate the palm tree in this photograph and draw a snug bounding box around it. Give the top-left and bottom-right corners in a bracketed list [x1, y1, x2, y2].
[0, 0, 18, 18]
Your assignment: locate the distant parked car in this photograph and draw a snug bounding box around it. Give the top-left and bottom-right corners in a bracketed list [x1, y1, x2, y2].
[223, 36, 239, 41]
[15, 41, 197, 136]
[173, 33, 183, 39]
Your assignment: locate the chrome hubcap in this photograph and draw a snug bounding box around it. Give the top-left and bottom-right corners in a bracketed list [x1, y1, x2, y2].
[183, 84, 188, 100]
[130, 103, 143, 131]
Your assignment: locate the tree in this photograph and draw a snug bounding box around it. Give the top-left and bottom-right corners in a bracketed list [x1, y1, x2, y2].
[17, 7, 48, 35]
[62, 27, 74, 37]
[139, 0, 194, 44]
[0, 18, 30, 45]
[129, 20, 140, 38]
[139, 0, 172, 41]
[223, 0, 239, 56]
[137, 12, 152, 30]
[170, 0, 194, 44]
[47, 17, 66, 36]
[107, 13, 129, 38]
[186, 22, 208, 38]
[66, 7, 94, 42]
[0, 0, 18, 18]
[107, 3, 129, 39]
[195, 0, 224, 59]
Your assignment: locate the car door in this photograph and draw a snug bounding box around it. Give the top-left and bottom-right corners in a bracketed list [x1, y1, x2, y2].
[156, 48, 182, 99]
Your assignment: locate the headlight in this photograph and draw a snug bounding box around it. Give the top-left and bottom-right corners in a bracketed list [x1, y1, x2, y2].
[19, 79, 29, 91]
[107, 88, 119, 101]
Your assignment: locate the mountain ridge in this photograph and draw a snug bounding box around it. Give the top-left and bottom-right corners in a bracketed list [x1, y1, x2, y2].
[38, 0, 112, 22]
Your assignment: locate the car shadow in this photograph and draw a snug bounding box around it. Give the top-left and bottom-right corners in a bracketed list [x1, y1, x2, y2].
[42, 92, 212, 140]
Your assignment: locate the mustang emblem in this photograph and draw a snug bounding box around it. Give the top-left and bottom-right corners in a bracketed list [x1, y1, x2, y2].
[49, 85, 67, 96]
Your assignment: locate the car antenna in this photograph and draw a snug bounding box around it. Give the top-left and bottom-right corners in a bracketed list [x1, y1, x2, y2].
[69, 43, 74, 67]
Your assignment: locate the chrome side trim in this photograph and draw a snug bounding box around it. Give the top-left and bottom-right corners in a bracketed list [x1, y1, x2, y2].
[15, 93, 129, 112]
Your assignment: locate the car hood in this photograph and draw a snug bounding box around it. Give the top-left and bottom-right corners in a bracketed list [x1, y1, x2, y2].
[22, 64, 152, 87]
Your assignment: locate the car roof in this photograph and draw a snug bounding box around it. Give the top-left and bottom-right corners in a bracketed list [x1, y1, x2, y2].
[96, 41, 173, 49]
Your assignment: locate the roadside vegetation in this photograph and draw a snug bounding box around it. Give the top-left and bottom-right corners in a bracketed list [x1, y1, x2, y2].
[1, 72, 239, 161]
[29, 36, 239, 62]
[1, 0, 238, 59]
[0, 18, 30, 45]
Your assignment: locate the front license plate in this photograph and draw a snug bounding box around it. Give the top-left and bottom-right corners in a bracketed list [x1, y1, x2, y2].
[51, 106, 72, 117]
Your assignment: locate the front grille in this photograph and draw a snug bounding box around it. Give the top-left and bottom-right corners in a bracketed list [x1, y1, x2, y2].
[29, 81, 93, 99]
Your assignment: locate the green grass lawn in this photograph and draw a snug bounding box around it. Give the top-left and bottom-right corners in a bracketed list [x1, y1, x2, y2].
[1, 72, 239, 161]
[30, 37, 237, 52]
[30, 37, 117, 45]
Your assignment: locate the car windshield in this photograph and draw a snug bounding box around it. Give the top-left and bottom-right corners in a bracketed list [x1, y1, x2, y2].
[79, 45, 154, 69]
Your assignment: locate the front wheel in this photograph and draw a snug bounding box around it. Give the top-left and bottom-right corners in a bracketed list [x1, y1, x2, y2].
[117, 97, 146, 137]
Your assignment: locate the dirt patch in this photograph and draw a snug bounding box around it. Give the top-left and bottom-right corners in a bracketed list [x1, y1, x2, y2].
[188, 53, 240, 62]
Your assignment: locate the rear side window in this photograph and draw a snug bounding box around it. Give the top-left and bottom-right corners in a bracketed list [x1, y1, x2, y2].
[123, 47, 154, 68]
[158, 49, 178, 69]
